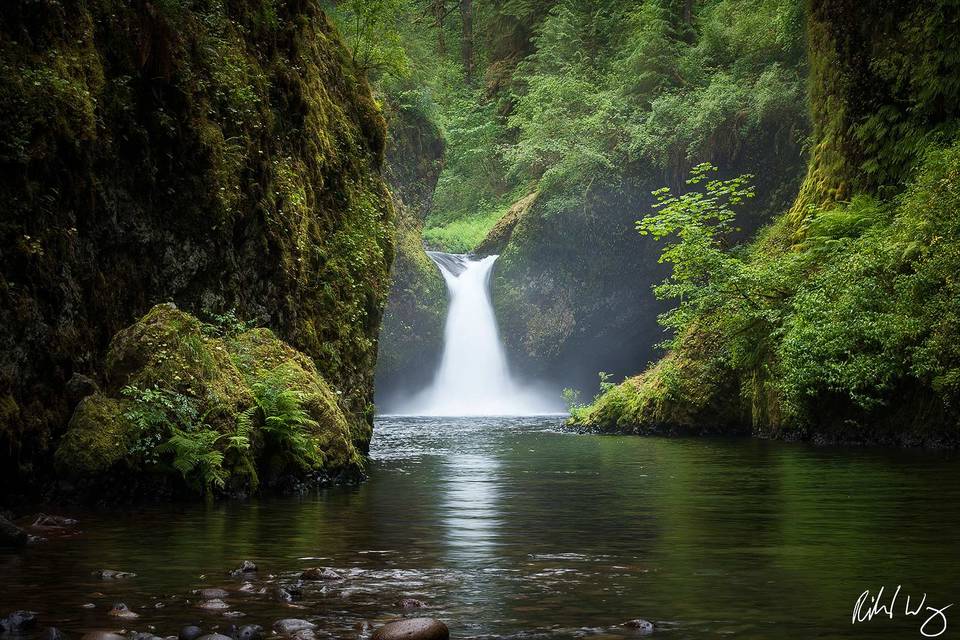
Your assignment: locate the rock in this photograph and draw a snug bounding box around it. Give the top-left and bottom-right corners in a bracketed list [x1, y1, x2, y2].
[198, 588, 229, 600]
[371, 619, 448, 640]
[43, 627, 66, 640]
[621, 619, 655, 634]
[299, 568, 341, 581]
[31, 514, 77, 528]
[81, 632, 126, 640]
[196, 635, 232, 640]
[81, 604, 95, 609]
[131, 634, 162, 640]
[229, 561, 257, 576]
[222, 612, 245, 619]
[0, 516, 28, 548]
[178, 626, 204, 640]
[0, 611, 38, 632]
[197, 599, 229, 610]
[290, 631, 315, 640]
[237, 583, 257, 593]
[66, 373, 100, 403]
[236, 625, 262, 640]
[272, 587, 294, 603]
[107, 603, 138, 619]
[272, 620, 315, 635]
[396, 599, 426, 610]
[93, 569, 136, 579]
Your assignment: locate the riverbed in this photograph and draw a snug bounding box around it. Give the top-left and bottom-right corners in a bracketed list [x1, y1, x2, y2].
[2, 416, 959, 639]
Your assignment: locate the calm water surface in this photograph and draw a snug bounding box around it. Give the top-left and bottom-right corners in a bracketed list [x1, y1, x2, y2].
[2, 416, 960, 639]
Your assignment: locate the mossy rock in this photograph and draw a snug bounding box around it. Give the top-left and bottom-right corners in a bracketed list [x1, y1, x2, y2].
[55, 394, 133, 475]
[230, 328, 358, 468]
[54, 304, 362, 491]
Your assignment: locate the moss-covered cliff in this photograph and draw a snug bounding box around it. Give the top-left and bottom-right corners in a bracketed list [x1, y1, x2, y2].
[0, 0, 394, 493]
[573, 0, 960, 446]
[375, 103, 447, 407]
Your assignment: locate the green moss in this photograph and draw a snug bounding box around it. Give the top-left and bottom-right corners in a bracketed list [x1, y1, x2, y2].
[0, 1, 394, 485]
[55, 395, 133, 475]
[54, 304, 363, 492]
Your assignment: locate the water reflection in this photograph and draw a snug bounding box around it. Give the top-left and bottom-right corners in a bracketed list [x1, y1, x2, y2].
[0, 416, 958, 640]
[441, 453, 503, 563]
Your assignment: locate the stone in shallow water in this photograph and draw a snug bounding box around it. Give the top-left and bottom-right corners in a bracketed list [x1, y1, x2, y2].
[196, 634, 232, 640]
[229, 561, 257, 576]
[299, 568, 341, 581]
[93, 569, 136, 579]
[81, 632, 126, 640]
[371, 619, 449, 640]
[198, 588, 229, 600]
[197, 599, 229, 610]
[108, 603, 138, 619]
[178, 625, 204, 640]
[43, 627, 66, 640]
[621, 619, 655, 634]
[0, 611, 37, 632]
[396, 598, 427, 610]
[237, 624, 263, 640]
[273, 620, 316, 635]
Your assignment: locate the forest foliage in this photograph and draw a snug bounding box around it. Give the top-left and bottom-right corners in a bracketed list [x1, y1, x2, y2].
[327, 0, 806, 252]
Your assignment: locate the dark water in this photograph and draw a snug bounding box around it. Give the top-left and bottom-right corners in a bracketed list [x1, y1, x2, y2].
[3, 416, 960, 639]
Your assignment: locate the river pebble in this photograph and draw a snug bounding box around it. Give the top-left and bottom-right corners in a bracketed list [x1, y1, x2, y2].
[371, 618, 449, 640]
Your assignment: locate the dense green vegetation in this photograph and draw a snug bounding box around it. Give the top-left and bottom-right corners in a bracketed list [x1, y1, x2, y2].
[0, 0, 392, 495]
[572, 1, 960, 443]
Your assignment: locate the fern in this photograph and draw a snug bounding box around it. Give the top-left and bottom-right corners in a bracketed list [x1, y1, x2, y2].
[159, 427, 227, 493]
[246, 368, 323, 472]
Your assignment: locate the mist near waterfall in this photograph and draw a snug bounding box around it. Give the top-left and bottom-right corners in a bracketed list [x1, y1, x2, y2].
[386, 252, 563, 416]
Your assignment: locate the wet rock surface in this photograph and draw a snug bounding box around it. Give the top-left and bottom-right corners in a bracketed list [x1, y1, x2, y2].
[0, 611, 37, 633]
[93, 570, 136, 580]
[272, 620, 315, 635]
[299, 568, 341, 581]
[371, 618, 449, 640]
[621, 619, 655, 634]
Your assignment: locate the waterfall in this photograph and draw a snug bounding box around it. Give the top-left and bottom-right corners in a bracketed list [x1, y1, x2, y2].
[396, 252, 561, 416]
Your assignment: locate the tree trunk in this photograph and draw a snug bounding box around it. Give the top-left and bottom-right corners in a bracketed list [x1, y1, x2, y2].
[460, 0, 473, 84]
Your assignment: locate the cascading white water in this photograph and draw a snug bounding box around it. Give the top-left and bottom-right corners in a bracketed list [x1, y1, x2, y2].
[397, 252, 561, 416]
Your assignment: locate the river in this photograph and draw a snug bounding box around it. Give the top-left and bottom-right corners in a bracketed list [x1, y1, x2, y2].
[2, 416, 960, 639]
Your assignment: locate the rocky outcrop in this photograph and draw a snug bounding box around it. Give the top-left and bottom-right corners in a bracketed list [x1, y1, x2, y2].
[55, 304, 361, 495]
[0, 0, 393, 493]
[375, 105, 447, 406]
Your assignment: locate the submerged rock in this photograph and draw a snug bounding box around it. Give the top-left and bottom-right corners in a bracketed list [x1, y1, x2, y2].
[81, 632, 125, 640]
[93, 569, 136, 579]
[236, 625, 263, 640]
[178, 626, 204, 640]
[621, 619, 655, 634]
[198, 588, 229, 600]
[371, 619, 448, 640]
[0, 611, 37, 633]
[229, 561, 257, 577]
[299, 568, 341, 581]
[197, 599, 229, 611]
[43, 627, 66, 640]
[31, 514, 77, 529]
[107, 603, 138, 619]
[196, 634, 232, 640]
[396, 599, 427, 610]
[272, 620, 315, 635]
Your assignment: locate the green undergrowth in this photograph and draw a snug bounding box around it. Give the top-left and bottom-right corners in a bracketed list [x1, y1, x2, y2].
[574, 139, 960, 441]
[54, 304, 361, 496]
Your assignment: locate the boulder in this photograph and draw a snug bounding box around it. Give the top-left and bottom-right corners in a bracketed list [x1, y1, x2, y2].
[107, 603, 138, 619]
[299, 568, 341, 581]
[0, 611, 37, 633]
[621, 619, 655, 634]
[178, 626, 204, 640]
[229, 561, 257, 576]
[272, 620, 315, 635]
[371, 619, 449, 640]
